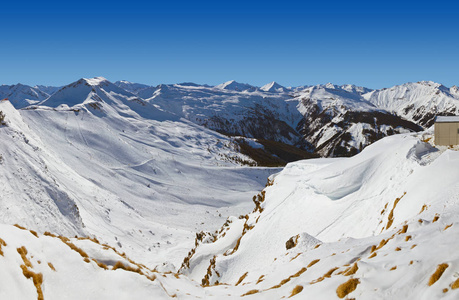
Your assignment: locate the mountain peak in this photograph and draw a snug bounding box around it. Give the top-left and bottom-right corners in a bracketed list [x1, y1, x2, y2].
[260, 81, 286, 93]
[215, 80, 256, 92]
[81, 77, 109, 86]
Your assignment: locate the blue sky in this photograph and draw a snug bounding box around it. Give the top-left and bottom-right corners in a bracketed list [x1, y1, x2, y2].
[1, 1, 459, 89]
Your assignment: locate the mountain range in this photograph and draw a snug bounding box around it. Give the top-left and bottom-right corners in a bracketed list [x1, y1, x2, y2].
[1, 77, 459, 299]
[5, 77, 452, 159]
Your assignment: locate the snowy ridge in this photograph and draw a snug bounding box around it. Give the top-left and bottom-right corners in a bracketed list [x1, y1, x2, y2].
[0, 83, 49, 108]
[215, 80, 257, 92]
[363, 81, 459, 127]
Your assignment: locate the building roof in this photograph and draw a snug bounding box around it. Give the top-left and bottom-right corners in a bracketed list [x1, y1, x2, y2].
[435, 116, 459, 123]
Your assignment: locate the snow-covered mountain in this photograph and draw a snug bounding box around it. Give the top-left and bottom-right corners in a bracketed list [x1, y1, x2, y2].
[4, 78, 458, 160]
[34, 85, 61, 96]
[260, 81, 288, 93]
[0, 84, 276, 269]
[363, 81, 459, 127]
[136, 82, 303, 145]
[294, 85, 422, 156]
[215, 80, 257, 92]
[113, 80, 150, 94]
[0, 83, 49, 108]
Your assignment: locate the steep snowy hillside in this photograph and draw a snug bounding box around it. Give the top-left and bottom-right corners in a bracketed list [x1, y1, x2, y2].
[0, 84, 49, 108]
[294, 85, 422, 156]
[181, 131, 459, 299]
[0, 83, 278, 269]
[363, 81, 459, 127]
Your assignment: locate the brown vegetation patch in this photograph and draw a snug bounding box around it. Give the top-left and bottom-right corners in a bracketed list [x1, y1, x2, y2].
[398, 225, 408, 234]
[256, 275, 265, 284]
[432, 215, 440, 223]
[0, 237, 6, 256]
[48, 262, 56, 271]
[290, 253, 301, 261]
[411, 244, 417, 249]
[368, 252, 377, 259]
[112, 261, 142, 274]
[405, 235, 412, 242]
[381, 203, 388, 215]
[242, 289, 259, 296]
[390, 266, 397, 271]
[451, 278, 459, 289]
[58, 237, 89, 259]
[314, 244, 321, 249]
[29, 230, 38, 238]
[20, 265, 44, 300]
[286, 234, 299, 250]
[44, 231, 56, 237]
[14, 224, 26, 230]
[307, 259, 320, 268]
[428, 263, 449, 286]
[289, 285, 303, 298]
[395, 247, 401, 251]
[324, 267, 339, 278]
[292, 267, 307, 278]
[311, 267, 338, 284]
[202, 256, 218, 286]
[17, 246, 44, 300]
[443, 288, 449, 293]
[419, 204, 428, 214]
[376, 239, 389, 250]
[343, 263, 358, 276]
[236, 272, 249, 286]
[444, 224, 453, 231]
[386, 193, 406, 230]
[336, 278, 360, 298]
[17, 247, 33, 268]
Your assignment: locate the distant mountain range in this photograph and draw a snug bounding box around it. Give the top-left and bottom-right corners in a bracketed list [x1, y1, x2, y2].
[2, 78, 458, 158]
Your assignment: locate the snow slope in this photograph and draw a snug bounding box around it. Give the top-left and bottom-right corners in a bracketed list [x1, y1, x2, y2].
[181, 131, 459, 299]
[0, 85, 278, 270]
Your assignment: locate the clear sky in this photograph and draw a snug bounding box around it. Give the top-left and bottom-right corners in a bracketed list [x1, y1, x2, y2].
[1, 0, 459, 89]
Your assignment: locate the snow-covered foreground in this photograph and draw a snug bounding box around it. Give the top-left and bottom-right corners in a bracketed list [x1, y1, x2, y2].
[2, 126, 459, 299]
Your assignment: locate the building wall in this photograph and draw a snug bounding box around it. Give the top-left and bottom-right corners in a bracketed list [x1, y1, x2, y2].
[435, 122, 459, 146]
